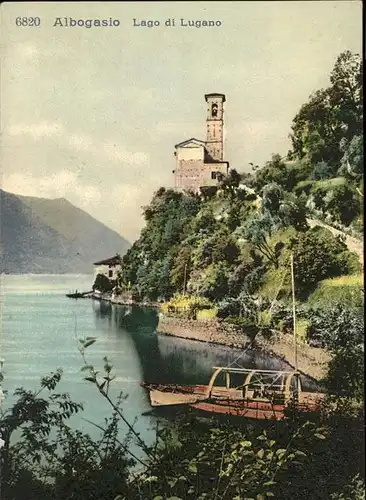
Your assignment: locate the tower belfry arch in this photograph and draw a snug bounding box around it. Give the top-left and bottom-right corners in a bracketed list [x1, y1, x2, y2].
[205, 93, 225, 161]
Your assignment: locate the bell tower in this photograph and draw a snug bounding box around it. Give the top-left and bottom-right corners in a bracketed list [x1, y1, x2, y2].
[205, 93, 226, 161]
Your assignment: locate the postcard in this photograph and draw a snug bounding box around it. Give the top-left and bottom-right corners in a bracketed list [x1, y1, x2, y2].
[0, 2, 363, 499]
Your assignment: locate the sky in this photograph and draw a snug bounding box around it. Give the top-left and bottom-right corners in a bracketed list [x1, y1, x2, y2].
[1, 1, 362, 242]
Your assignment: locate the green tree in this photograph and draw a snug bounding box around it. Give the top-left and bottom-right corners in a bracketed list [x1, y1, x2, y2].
[289, 51, 362, 167]
[253, 155, 312, 193]
[290, 226, 352, 297]
[196, 262, 230, 301]
[325, 184, 361, 226]
[244, 212, 280, 267]
[339, 134, 363, 179]
[228, 260, 255, 297]
[307, 305, 364, 401]
[312, 161, 334, 180]
[212, 234, 240, 266]
[170, 245, 193, 293]
[217, 168, 242, 197]
[93, 273, 115, 293]
[119, 189, 201, 300]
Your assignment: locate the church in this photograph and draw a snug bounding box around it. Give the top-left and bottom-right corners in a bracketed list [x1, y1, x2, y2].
[173, 93, 230, 193]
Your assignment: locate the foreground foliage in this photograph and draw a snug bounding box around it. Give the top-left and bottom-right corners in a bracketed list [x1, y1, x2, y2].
[0, 337, 364, 500]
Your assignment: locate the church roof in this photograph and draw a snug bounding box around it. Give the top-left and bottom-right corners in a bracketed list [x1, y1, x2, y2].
[174, 138, 206, 148]
[93, 254, 122, 266]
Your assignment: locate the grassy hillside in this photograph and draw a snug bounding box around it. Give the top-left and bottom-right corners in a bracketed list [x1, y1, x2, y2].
[118, 184, 360, 304]
[117, 50, 363, 343]
[308, 274, 364, 309]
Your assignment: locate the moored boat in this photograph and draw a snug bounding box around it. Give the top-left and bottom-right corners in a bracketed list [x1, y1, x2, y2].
[66, 290, 93, 299]
[141, 366, 326, 420]
[141, 254, 326, 420]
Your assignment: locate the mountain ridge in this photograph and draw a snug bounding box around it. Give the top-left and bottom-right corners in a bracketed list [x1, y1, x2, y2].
[0, 189, 130, 274]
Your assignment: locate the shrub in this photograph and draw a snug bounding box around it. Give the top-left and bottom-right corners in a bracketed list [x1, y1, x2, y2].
[243, 264, 267, 294]
[196, 308, 217, 321]
[196, 263, 230, 302]
[326, 345, 364, 401]
[228, 261, 254, 297]
[217, 297, 241, 318]
[291, 226, 352, 298]
[297, 318, 310, 342]
[92, 273, 115, 293]
[0, 370, 132, 500]
[294, 180, 315, 197]
[345, 252, 362, 274]
[326, 184, 361, 226]
[312, 161, 335, 180]
[162, 294, 213, 319]
[217, 293, 259, 321]
[307, 305, 364, 351]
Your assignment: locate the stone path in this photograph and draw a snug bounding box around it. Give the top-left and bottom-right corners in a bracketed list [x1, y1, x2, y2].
[307, 218, 364, 267]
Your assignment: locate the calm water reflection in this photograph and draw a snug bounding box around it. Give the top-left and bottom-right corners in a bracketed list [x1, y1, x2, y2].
[1, 275, 316, 449]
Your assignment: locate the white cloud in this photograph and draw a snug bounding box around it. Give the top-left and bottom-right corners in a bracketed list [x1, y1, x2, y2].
[103, 141, 148, 165]
[68, 134, 94, 152]
[1, 170, 101, 207]
[5, 123, 149, 168]
[111, 183, 142, 205]
[7, 122, 64, 139]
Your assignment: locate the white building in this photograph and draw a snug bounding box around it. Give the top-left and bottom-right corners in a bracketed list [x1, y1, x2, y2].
[93, 254, 122, 280]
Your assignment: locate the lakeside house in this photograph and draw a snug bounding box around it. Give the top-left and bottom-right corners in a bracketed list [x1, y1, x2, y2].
[93, 254, 122, 281]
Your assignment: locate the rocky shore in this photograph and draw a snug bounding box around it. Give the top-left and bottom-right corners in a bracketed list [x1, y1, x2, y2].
[90, 295, 330, 381]
[157, 315, 331, 381]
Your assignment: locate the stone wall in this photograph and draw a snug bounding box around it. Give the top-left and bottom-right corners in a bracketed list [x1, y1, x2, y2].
[175, 159, 229, 192]
[94, 264, 121, 280]
[175, 159, 204, 191]
[157, 315, 331, 381]
[157, 316, 252, 347]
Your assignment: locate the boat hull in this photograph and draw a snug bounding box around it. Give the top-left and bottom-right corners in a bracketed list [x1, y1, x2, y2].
[141, 382, 324, 420]
[141, 382, 207, 406]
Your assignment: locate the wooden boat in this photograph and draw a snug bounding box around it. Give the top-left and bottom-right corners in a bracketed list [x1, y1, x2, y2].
[141, 366, 325, 420]
[66, 290, 92, 299]
[141, 255, 326, 420]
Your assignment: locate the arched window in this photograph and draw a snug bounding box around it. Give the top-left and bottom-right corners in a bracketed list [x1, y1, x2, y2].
[211, 103, 218, 118]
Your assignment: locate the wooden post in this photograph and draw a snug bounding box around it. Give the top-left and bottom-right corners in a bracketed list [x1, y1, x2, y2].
[290, 254, 298, 383]
[183, 263, 187, 295]
[225, 372, 230, 389]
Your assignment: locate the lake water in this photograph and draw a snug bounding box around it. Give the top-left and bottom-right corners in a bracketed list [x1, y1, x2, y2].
[0, 274, 310, 450]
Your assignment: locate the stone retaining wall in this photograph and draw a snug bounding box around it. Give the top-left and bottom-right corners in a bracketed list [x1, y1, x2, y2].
[157, 315, 330, 381]
[157, 316, 252, 347]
